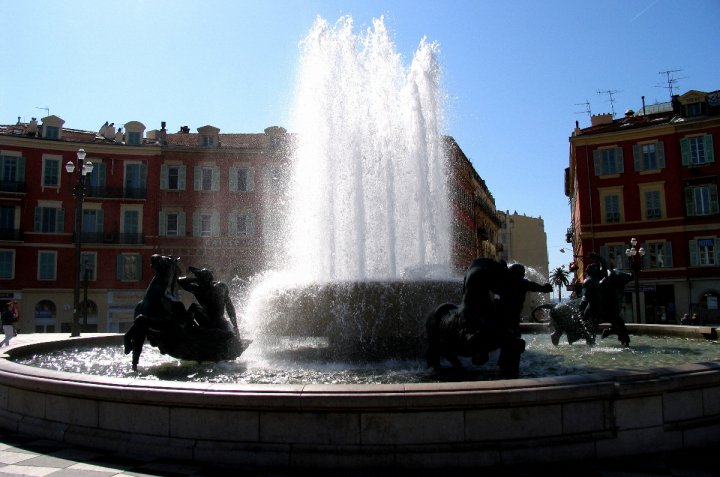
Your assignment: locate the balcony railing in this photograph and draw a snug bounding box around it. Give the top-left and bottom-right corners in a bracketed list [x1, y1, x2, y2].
[87, 185, 147, 199]
[77, 231, 144, 244]
[0, 229, 23, 241]
[0, 181, 26, 193]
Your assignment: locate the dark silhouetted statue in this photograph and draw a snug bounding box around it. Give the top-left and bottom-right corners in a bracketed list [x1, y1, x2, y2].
[534, 253, 633, 347]
[123, 254, 250, 370]
[425, 258, 530, 379]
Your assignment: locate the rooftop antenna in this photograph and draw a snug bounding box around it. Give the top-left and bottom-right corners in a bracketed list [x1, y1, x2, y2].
[597, 89, 621, 117]
[574, 100, 592, 118]
[35, 106, 50, 117]
[656, 69, 686, 101]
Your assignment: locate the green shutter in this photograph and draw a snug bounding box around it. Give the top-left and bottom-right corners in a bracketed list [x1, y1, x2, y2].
[212, 166, 220, 191]
[159, 212, 167, 235]
[18, 156, 26, 182]
[194, 166, 201, 191]
[34, 207, 41, 232]
[704, 134, 715, 163]
[247, 168, 255, 192]
[656, 141, 665, 168]
[689, 240, 698, 266]
[685, 187, 695, 216]
[56, 208, 64, 233]
[192, 211, 199, 236]
[178, 165, 186, 190]
[160, 164, 168, 190]
[616, 147, 624, 173]
[229, 166, 238, 192]
[212, 212, 220, 237]
[140, 163, 147, 189]
[710, 184, 719, 214]
[633, 144, 641, 171]
[680, 138, 690, 165]
[178, 212, 186, 236]
[593, 149, 601, 175]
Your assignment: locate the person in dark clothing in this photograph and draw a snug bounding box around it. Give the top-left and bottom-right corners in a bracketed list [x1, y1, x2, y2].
[1, 302, 16, 347]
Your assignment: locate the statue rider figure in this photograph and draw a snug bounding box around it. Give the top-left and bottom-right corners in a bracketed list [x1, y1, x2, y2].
[178, 266, 238, 334]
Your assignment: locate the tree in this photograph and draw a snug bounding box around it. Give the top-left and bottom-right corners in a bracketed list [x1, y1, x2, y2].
[549, 266, 570, 303]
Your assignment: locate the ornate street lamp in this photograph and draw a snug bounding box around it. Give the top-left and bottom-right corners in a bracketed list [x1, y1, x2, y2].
[625, 237, 645, 323]
[66, 148, 93, 337]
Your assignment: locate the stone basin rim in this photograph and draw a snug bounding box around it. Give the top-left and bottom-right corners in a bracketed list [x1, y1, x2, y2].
[0, 324, 717, 407]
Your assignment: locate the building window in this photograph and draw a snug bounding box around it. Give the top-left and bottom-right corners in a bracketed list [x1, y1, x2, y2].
[633, 142, 665, 171]
[34, 206, 64, 233]
[593, 147, 624, 176]
[125, 163, 147, 198]
[230, 166, 255, 192]
[193, 211, 218, 237]
[0, 206, 16, 237]
[82, 209, 103, 241]
[600, 244, 627, 270]
[681, 134, 715, 166]
[644, 190, 662, 219]
[42, 157, 61, 187]
[117, 253, 141, 281]
[0, 250, 14, 279]
[194, 166, 219, 192]
[689, 238, 718, 267]
[38, 251, 57, 280]
[44, 126, 59, 140]
[127, 131, 141, 145]
[685, 183, 718, 216]
[160, 164, 186, 191]
[230, 212, 255, 237]
[646, 241, 672, 269]
[202, 135, 215, 147]
[159, 210, 185, 237]
[603, 194, 621, 223]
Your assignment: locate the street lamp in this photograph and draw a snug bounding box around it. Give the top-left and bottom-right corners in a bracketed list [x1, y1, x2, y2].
[625, 237, 645, 323]
[66, 148, 93, 337]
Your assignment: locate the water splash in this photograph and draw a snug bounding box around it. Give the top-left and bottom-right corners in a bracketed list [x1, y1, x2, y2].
[271, 15, 451, 281]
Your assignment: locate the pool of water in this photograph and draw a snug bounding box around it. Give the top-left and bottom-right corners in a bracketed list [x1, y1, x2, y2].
[14, 333, 718, 384]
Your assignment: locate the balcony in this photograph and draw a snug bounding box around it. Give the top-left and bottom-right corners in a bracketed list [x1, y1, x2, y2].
[0, 181, 26, 193]
[77, 231, 144, 244]
[87, 185, 147, 199]
[0, 229, 23, 241]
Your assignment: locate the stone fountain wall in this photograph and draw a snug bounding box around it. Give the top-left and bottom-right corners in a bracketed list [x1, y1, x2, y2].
[0, 331, 718, 469]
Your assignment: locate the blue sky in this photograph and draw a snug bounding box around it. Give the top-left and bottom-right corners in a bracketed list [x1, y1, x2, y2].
[3, 0, 719, 275]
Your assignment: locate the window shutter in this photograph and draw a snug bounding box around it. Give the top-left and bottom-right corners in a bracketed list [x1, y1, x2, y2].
[656, 141, 665, 168]
[688, 240, 698, 266]
[159, 212, 167, 236]
[18, 156, 26, 182]
[633, 144, 641, 171]
[116, 254, 124, 280]
[212, 212, 220, 237]
[160, 164, 168, 190]
[194, 166, 202, 191]
[615, 147, 624, 173]
[705, 134, 715, 163]
[178, 166, 186, 190]
[192, 211, 199, 237]
[34, 208, 41, 232]
[247, 168, 255, 192]
[593, 149, 601, 175]
[212, 166, 220, 191]
[248, 213, 256, 236]
[56, 208, 64, 233]
[685, 187, 695, 216]
[715, 238, 720, 266]
[140, 163, 147, 189]
[229, 166, 238, 192]
[228, 213, 237, 235]
[178, 212, 186, 236]
[97, 210, 104, 234]
[664, 241, 673, 268]
[710, 184, 719, 214]
[680, 138, 690, 165]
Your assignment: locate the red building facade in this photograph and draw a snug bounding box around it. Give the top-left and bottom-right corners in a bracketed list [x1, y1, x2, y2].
[0, 117, 489, 333]
[567, 89, 720, 323]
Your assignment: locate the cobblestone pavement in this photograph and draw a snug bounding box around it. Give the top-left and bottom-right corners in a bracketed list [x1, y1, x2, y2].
[0, 431, 717, 477]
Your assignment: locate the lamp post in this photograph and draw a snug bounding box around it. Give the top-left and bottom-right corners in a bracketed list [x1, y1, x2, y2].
[66, 148, 93, 337]
[625, 237, 645, 323]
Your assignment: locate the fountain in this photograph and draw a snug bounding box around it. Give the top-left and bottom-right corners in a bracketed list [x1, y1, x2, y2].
[0, 15, 718, 470]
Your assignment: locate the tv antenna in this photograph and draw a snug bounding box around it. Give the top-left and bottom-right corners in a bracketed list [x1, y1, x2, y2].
[597, 89, 621, 117]
[35, 106, 50, 117]
[574, 100, 592, 118]
[657, 69, 686, 101]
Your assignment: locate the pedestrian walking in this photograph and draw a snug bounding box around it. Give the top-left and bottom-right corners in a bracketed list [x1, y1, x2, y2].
[1, 302, 17, 347]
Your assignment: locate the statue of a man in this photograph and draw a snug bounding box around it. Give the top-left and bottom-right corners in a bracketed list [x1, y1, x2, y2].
[178, 267, 238, 333]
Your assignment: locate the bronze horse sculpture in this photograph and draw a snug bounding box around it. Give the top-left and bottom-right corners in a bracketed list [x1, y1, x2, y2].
[425, 258, 530, 379]
[123, 254, 251, 370]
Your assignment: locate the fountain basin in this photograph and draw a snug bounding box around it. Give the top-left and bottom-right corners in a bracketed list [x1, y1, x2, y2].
[0, 326, 718, 470]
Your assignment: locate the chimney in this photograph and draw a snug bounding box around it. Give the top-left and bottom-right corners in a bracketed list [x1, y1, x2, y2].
[180, 126, 190, 134]
[642, 96, 646, 116]
[159, 121, 167, 145]
[590, 113, 613, 126]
